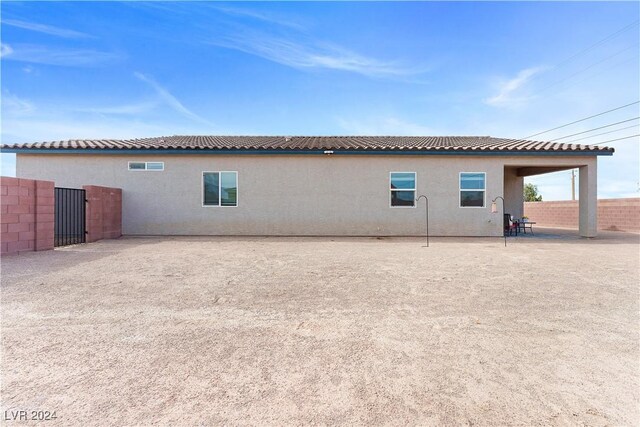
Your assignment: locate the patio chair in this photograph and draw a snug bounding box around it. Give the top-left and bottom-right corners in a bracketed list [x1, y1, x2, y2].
[504, 213, 518, 236]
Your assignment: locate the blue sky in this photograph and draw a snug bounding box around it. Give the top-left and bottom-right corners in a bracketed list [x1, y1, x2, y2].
[1, 1, 639, 200]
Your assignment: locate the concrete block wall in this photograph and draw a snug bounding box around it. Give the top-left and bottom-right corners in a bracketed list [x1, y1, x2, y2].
[1, 177, 55, 255]
[524, 198, 639, 233]
[84, 185, 122, 243]
[597, 198, 640, 232]
[523, 200, 579, 229]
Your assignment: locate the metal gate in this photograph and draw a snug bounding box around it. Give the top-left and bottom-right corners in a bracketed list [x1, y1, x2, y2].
[54, 187, 86, 247]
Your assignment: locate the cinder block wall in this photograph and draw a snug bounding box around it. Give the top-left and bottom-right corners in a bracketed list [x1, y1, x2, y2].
[1, 177, 55, 254]
[524, 198, 640, 232]
[84, 185, 122, 242]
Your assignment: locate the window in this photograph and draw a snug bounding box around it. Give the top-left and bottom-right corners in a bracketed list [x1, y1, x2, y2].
[128, 161, 164, 171]
[390, 172, 416, 207]
[203, 171, 237, 207]
[146, 162, 164, 170]
[128, 162, 146, 170]
[460, 172, 486, 207]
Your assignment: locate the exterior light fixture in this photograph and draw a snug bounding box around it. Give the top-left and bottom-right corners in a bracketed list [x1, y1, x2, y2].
[324, 150, 334, 155]
[491, 201, 498, 213]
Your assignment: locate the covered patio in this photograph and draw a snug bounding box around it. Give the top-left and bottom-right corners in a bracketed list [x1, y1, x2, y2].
[503, 156, 598, 237]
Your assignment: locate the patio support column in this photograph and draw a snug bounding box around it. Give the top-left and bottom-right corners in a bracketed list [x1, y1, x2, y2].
[504, 167, 524, 219]
[579, 161, 597, 238]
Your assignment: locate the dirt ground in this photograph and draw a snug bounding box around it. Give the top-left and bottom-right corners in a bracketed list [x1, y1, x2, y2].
[1, 229, 639, 426]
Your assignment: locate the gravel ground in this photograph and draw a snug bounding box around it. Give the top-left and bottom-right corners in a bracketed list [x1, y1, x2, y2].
[1, 229, 638, 426]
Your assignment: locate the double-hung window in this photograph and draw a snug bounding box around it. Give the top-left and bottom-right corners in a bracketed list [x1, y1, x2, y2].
[459, 172, 486, 207]
[203, 171, 238, 207]
[390, 172, 416, 207]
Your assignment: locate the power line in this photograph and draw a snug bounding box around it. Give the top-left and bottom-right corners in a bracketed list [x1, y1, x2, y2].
[590, 134, 640, 145]
[519, 22, 639, 140]
[552, 20, 639, 70]
[523, 101, 640, 139]
[548, 117, 640, 141]
[525, 19, 639, 87]
[547, 54, 639, 97]
[535, 43, 639, 95]
[563, 124, 640, 143]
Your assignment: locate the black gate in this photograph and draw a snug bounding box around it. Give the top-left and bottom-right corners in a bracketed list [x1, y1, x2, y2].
[54, 187, 86, 247]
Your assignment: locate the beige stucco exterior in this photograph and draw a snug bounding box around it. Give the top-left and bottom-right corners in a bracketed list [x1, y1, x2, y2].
[503, 167, 524, 220]
[16, 153, 598, 236]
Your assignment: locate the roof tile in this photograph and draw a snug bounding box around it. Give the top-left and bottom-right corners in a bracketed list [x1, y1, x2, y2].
[0, 135, 614, 154]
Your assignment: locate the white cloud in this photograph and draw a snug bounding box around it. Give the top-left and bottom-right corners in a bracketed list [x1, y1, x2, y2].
[1, 43, 123, 67]
[2, 19, 91, 38]
[134, 72, 215, 127]
[0, 43, 14, 57]
[0, 97, 224, 146]
[485, 67, 545, 107]
[2, 117, 166, 142]
[74, 101, 160, 115]
[210, 33, 427, 79]
[0, 73, 215, 144]
[1, 91, 35, 115]
[212, 5, 306, 30]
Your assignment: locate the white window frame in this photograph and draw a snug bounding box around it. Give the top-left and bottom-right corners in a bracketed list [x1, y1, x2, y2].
[389, 171, 417, 208]
[128, 161, 164, 171]
[202, 171, 238, 208]
[459, 172, 486, 208]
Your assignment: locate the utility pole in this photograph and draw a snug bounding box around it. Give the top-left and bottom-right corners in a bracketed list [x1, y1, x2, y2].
[571, 169, 576, 201]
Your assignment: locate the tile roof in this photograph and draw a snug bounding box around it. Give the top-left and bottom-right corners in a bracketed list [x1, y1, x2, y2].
[1, 135, 614, 154]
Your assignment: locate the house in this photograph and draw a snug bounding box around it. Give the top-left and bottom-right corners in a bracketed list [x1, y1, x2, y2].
[2, 136, 613, 237]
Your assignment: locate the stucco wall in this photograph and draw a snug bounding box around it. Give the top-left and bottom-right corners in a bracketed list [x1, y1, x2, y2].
[503, 167, 524, 219]
[16, 154, 598, 236]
